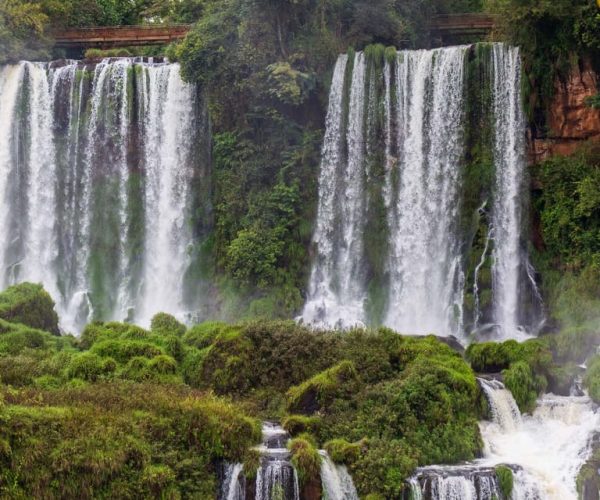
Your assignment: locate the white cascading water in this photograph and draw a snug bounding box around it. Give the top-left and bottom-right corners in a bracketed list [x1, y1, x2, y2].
[480, 383, 599, 499]
[302, 53, 368, 329]
[319, 450, 359, 500]
[0, 59, 208, 332]
[220, 463, 245, 500]
[410, 378, 599, 499]
[384, 46, 467, 337]
[303, 43, 538, 340]
[490, 44, 531, 341]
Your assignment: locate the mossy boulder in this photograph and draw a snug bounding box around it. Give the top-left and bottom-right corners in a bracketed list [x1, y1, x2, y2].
[286, 360, 359, 414]
[495, 465, 513, 499]
[324, 438, 363, 464]
[0, 283, 59, 334]
[584, 355, 600, 404]
[288, 437, 322, 499]
[150, 313, 186, 338]
[282, 415, 321, 436]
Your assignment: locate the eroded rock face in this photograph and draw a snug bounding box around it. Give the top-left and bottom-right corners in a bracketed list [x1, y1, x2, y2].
[531, 59, 600, 162]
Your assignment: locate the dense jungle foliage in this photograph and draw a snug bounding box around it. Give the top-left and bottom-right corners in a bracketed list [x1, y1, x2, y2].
[1, 0, 600, 497]
[0, 280, 596, 497]
[2, 0, 599, 321]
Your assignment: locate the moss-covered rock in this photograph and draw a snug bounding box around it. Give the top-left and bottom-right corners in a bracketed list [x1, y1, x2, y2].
[584, 355, 600, 404]
[288, 437, 322, 489]
[286, 360, 359, 414]
[0, 283, 59, 334]
[495, 465, 513, 499]
[324, 438, 363, 465]
[150, 313, 186, 338]
[282, 415, 321, 436]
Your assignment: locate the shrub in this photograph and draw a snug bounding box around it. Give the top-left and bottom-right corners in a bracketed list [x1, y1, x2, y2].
[324, 438, 363, 464]
[584, 355, 600, 403]
[183, 321, 232, 349]
[503, 361, 546, 413]
[91, 340, 163, 363]
[288, 437, 321, 486]
[0, 283, 59, 334]
[495, 465, 513, 499]
[286, 360, 359, 414]
[67, 353, 116, 382]
[150, 313, 186, 338]
[148, 355, 178, 375]
[282, 415, 321, 436]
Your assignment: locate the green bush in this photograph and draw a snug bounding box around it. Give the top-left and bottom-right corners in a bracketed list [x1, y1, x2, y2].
[495, 465, 514, 499]
[91, 339, 164, 364]
[324, 438, 363, 464]
[0, 283, 59, 334]
[282, 415, 321, 436]
[286, 360, 359, 414]
[150, 313, 186, 338]
[584, 355, 600, 403]
[67, 353, 116, 382]
[503, 361, 546, 413]
[288, 437, 321, 486]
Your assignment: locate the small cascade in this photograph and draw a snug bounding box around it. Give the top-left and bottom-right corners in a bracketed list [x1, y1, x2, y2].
[407, 377, 598, 499]
[479, 379, 598, 499]
[478, 378, 521, 432]
[255, 423, 300, 500]
[408, 465, 501, 500]
[0, 58, 211, 331]
[319, 450, 359, 500]
[220, 463, 245, 500]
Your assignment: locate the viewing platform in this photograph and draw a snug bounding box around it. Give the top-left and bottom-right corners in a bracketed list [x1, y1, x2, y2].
[52, 14, 496, 50]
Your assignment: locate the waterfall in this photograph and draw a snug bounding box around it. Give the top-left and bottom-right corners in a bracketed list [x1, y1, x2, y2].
[478, 378, 521, 432]
[303, 43, 542, 341]
[254, 423, 300, 500]
[319, 450, 359, 500]
[409, 378, 598, 499]
[490, 45, 534, 340]
[302, 53, 368, 329]
[480, 390, 599, 499]
[0, 58, 210, 332]
[409, 466, 501, 500]
[384, 46, 467, 337]
[220, 463, 245, 500]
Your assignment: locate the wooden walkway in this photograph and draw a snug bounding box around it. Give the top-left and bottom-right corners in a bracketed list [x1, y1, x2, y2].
[53, 25, 190, 49]
[430, 14, 496, 37]
[52, 14, 496, 50]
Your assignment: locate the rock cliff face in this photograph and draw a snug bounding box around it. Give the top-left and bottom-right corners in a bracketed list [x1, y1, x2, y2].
[531, 59, 600, 162]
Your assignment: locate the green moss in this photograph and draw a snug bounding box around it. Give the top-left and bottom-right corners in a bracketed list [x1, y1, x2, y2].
[150, 313, 186, 338]
[288, 437, 321, 486]
[324, 438, 363, 464]
[584, 355, 600, 403]
[0, 283, 59, 334]
[286, 360, 359, 414]
[282, 415, 321, 436]
[503, 360, 547, 413]
[495, 465, 513, 499]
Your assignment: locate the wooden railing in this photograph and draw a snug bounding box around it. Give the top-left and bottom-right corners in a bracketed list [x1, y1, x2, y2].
[53, 25, 191, 49]
[429, 13, 496, 37]
[52, 14, 496, 50]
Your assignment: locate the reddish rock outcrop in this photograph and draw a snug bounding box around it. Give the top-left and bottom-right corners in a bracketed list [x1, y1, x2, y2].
[530, 59, 600, 162]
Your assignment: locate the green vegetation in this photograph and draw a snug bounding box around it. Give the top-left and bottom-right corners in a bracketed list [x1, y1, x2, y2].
[584, 355, 600, 403]
[495, 465, 514, 499]
[487, 0, 600, 128]
[0, 288, 488, 497]
[0, 283, 59, 335]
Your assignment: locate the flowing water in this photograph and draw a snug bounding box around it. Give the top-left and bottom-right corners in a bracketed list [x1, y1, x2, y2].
[319, 450, 359, 500]
[0, 59, 211, 331]
[302, 43, 542, 341]
[409, 378, 599, 499]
